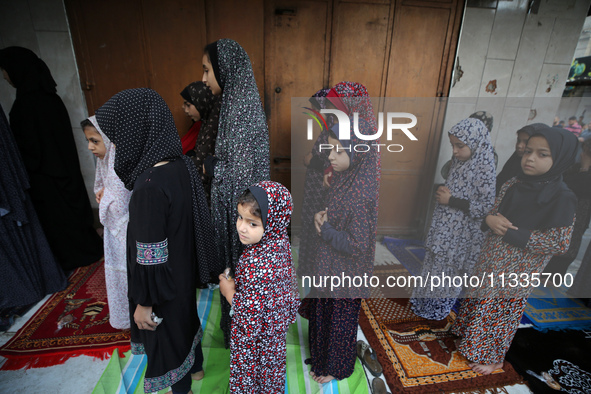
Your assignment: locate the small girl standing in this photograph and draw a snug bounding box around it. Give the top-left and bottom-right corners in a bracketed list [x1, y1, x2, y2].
[453, 124, 577, 375]
[411, 118, 496, 320]
[299, 81, 380, 384]
[82, 116, 132, 329]
[218, 181, 300, 393]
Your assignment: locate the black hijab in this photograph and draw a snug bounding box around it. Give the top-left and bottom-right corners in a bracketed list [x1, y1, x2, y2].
[496, 124, 536, 192]
[498, 124, 578, 230]
[0, 47, 56, 97]
[95, 88, 221, 284]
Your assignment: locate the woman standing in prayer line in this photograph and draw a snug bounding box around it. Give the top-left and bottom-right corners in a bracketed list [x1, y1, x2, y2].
[0, 102, 67, 310]
[410, 118, 496, 321]
[0, 46, 103, 270]
[96, 88, 220, 394]
[84, 116, 132, 329]
[299, 81, 380, 384]
[201, 39, 270, 347]
[179, 81, 221, 204]
[298, 88, 331, 279]
[453, 125, 577, 375]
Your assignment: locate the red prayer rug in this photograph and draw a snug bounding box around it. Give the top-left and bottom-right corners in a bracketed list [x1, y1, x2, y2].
[0, 260, 130, 370]
[359, 295, 525, 393]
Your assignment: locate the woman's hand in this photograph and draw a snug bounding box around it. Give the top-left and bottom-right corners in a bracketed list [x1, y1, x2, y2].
[218, 273, 236, 305]
[486, 213, 518, 236]
[95, 187, 105, 204]
[314, 209, 328, 235]
[435, 186, 451, 205]
[134, 304, 157, 331]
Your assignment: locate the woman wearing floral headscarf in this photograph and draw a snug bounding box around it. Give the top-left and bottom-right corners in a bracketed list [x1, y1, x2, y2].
[96, 88, 220, 394]
[299, 81, 380, 383]
[201, 39, 270, 347]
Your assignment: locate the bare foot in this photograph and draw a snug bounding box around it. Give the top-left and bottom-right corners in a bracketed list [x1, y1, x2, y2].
[454, 338, 462, 350]
[315, 375, 335, 384]
[191, 370, 204, 380]
[468, 362, 503, 375]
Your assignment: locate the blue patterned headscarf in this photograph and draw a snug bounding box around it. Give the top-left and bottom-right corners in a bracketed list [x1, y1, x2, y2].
[426, 118, 496, 267]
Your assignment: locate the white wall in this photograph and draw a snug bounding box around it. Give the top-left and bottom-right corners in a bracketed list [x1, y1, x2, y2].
[0, 0, 96, 207]
[435, 0, 591, 184]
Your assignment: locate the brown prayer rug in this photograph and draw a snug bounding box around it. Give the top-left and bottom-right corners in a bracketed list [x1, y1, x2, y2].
[359, 265, 525, 393]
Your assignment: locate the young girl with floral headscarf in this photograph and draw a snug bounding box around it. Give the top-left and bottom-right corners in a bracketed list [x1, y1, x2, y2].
[218, 181, 300, 393]
[299, 81, 380, 384]
[82, 116, 132, 329]
[410, 117, 496, 320]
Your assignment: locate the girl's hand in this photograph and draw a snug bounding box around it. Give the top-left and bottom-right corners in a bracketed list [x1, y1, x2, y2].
[314, 209, 328, 235]
[435, 186, 451, 205]
[486, 213, 518, 236]
[134, 305, 157, 331]
[323, 172, 332, 188]
[218, 274, 236, 305]
[95, 187, 105, 204]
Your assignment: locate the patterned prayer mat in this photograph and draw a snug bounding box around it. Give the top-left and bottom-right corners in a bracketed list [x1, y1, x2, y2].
[359, 297, 525, 393]
[523, 286, 591, 331]
[381, 237, 424, 276]
[93, 287, 369, 393]
[0, 260, 130, 370]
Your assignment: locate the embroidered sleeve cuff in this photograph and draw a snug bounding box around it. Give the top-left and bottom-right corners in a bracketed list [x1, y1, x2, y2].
[136, 239, 168, 265]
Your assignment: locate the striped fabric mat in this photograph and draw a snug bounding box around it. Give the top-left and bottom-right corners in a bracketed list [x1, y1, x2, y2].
[93, 288, 369, 393]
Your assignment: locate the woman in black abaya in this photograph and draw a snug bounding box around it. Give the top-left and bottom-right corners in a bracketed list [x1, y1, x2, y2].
[0, 46, 102, 270]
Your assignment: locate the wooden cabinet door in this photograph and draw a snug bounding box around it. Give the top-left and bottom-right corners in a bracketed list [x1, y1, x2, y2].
[264, 0, 331, 192]
[379, 0, 463, 235]
[65, 0, 207, 133]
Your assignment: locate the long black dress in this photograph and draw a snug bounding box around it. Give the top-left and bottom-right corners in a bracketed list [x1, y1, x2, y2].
[127, 159, 202, 392]
[0, 103, 67, 309]
[0, 47, 103, 270]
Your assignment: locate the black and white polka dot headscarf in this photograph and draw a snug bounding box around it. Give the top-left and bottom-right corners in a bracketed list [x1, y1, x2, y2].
[96, 88, 222, 284]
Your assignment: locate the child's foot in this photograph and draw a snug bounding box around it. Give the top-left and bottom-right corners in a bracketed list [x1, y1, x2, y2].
[191, 370, 204, 381]
[454, 337, 462, 350]
[313, 374, 335, 384]
[468, 362, 503, 375]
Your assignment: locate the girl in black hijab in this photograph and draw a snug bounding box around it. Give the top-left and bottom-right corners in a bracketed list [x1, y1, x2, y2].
[496, 124, 535, 193]
[452, 124, 578, 375]
[0, 46, 102, 270]
[179, 81, 220, 203]
[95, 88, 220, 393]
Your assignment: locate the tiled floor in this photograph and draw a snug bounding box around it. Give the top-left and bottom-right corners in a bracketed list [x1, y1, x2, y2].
[2, 233, 589, 393]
